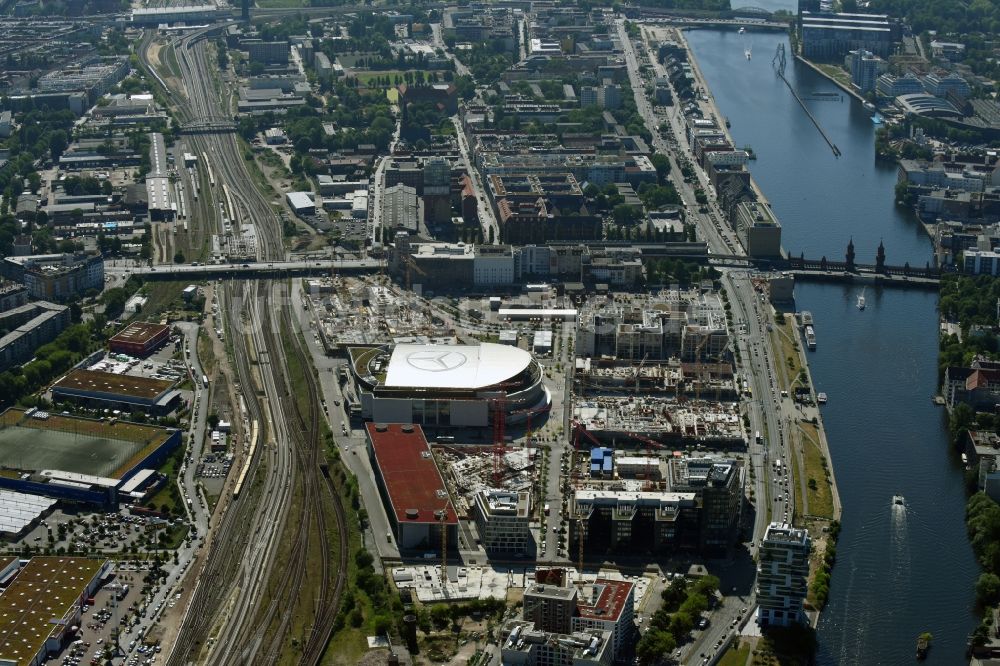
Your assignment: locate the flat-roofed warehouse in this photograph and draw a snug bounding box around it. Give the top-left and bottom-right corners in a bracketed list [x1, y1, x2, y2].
[0, 407, 182, 506]
[350, 342, 550, 427]
[0, 557, 112, 666]
[50, 368, 181, 415]
[108, 322, 170, 358]
[365, 423, 457, 550]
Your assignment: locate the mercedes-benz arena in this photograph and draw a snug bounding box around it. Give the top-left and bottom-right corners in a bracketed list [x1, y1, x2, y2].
[350, 342, 550, 427]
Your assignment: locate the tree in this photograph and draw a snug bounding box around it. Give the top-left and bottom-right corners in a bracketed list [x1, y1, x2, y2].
[173, 250, 186, 264]
[636, 629, 676, 665]
[978, 572, 1000, 606]
[650, 152, 671, 184]
[661, 578, 687, 612]
[669, 611, 694, 641]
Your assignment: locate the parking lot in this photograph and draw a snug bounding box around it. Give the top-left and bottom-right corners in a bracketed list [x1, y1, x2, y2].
[56, 565, 167, 666]
[11, 508, 185, 556]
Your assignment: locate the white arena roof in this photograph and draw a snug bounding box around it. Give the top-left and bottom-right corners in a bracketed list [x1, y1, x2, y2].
[384, 343, 532, 390]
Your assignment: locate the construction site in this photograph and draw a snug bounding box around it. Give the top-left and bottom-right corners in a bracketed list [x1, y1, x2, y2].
[572, 398, 744, 449]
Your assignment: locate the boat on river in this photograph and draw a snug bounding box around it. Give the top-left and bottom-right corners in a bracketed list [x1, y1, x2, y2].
[893, 494, 905, 506]
[857, 288, 866, 310]
[817, 392, 828, 404]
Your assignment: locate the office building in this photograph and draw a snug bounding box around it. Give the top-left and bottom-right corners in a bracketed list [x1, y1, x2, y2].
[876, 72, 925, 98]
[923, 72, 970, 99]
[243, 39, 289, 65]
[474, 489, 531, 555]
[845, 49, 887, 93]
[757, 522, 811, 627]
[733, 201, 782, 258]
[963, 250, 1000, 276]
[668, 456, 744, 552]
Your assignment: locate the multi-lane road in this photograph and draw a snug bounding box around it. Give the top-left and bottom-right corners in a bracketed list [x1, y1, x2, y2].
[616, 18, 800, 664]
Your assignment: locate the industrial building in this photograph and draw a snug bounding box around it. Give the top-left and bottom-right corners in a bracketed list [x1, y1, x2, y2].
[757, 522, 811, 627]
[50, 369, 181, 415]
[0, 557, 112, 666]
[286, 191, 316, 217]
[383, 183, 423, 232]
[473, 488, 532, 555]
[365, 422, 458, 550]
[145, 133, 174, 221]
[1, 252, 104, 302]
[108, 322, 170, 358]
[799, 11, 899, 60]
[0, 301, 71, 371]
[350, 342, 550, 427]
[0, 408, 182, 506]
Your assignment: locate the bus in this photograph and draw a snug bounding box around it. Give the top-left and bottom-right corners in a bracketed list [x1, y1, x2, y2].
[202, 374, 209, 388]
[755, 431, 762, 443]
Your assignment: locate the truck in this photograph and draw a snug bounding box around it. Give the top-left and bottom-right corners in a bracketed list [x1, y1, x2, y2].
[544, 503, 550, 515]
[201, 374, 209, 389]
[117, 584, 129, 600]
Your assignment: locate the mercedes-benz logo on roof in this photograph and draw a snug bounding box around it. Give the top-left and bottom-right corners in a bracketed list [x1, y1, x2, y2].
[406, 350, 467, 372]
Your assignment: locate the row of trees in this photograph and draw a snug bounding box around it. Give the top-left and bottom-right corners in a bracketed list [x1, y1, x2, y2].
[636, 575, 720, 665]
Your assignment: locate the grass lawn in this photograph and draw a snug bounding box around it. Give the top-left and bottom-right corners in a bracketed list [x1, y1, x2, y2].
[717, 640, 752, 666]
[815, 63, 852, 88]
[771, 314, 803, 391]
[354, 70, 406, 87]
[799, 422, 834, 519]
[145, 447, 184, 516]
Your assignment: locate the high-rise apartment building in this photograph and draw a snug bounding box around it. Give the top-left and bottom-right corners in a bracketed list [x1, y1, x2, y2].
[757, 522, 811, 627]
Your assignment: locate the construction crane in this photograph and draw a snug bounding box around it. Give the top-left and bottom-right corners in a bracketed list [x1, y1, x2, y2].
[570, 420, 603, 583]
[492, 393, 507, 487]
[634, 352, 650, 393]
[435, 504, 450, 588]
[398, 252, 427, 293]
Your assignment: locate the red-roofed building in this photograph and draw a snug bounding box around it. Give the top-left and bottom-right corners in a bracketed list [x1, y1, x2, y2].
[522, 576, 635, 659]
[572, 578, 635, 657]
[365, 422, 457, 550]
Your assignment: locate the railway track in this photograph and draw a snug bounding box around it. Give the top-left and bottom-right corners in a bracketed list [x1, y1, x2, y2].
[138, 29, 347, 666]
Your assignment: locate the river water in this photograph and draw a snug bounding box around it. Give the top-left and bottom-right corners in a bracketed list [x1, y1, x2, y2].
[687, 28, 980, 665]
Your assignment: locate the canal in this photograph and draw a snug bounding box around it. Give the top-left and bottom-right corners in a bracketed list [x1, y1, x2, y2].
[686, 28, 980, 664]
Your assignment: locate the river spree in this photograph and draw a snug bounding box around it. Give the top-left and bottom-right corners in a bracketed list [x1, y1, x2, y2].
[687, 29, 979, 664]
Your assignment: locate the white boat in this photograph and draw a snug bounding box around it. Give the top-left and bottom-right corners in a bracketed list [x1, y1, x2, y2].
[892, 494, 905, 506]
[739, 26, 745, 33]
[817, 392, 828, 404]
[745, 49, 752, 60]
[857, 288, 866, 310]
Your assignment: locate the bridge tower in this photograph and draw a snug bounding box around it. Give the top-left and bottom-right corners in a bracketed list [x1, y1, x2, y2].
[845, 237, 855, 272]
[876, 239, 886, 274]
